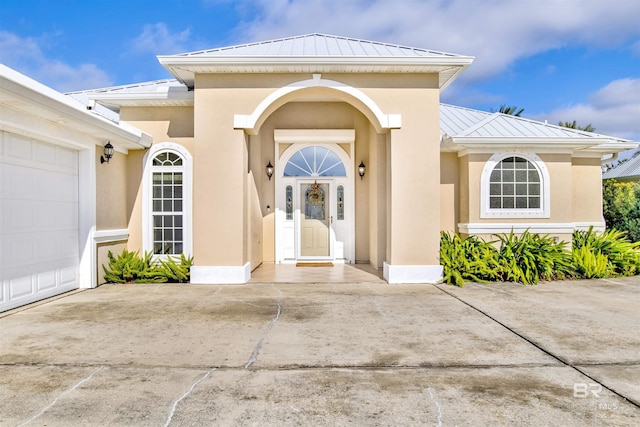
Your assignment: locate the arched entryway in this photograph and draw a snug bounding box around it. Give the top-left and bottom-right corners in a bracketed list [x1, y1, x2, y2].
[274, 133, 355, 264]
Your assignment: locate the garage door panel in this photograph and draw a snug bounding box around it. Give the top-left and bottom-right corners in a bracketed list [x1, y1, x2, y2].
[37, 270, 57, 292]
[1, 132, 80, 312]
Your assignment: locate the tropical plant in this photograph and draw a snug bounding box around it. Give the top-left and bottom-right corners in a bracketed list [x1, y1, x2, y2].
[558, 120, 595, 132]
[103, 249, 165, 284]
[102, 249, 194, 284]
[495, 230, 572, 285]
[602, 179, 640, 242]
[439, 232, 502, 286]
[572, 227, 640, 277]
[495, 104, 524, 116]
[156, 253, 194, 283]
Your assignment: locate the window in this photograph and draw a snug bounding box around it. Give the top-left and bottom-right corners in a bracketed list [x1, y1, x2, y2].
[143, 143, 192, 256]
[337, 185, 344, 220]
[481, 153, 550, 218]
[284, 146, 346, 177]
[285, 185, 293, 220]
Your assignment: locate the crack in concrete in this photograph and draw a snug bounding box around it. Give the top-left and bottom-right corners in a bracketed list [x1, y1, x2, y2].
[245, 284, 282, 369]
[164, 368, 216, 427]
[17, 365, 104, 427]
[427, 388, 443, 427]
[433, 284, 640, 410]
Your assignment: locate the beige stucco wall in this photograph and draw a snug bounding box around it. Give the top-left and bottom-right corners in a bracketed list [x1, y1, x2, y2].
[96, 241, 126, 285]
[572, 157, 605, 223]
[440, 152, 459, 233]
[95, 149, 129, 230]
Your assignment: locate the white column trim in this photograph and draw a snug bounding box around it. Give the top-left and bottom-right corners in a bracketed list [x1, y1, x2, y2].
[383, 262, 443, 284]
[190, 263, 251, 285]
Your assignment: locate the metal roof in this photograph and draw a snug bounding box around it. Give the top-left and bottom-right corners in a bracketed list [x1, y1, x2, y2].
[157, 33, 474, 89]
[176, 33, 464, 58]
[603, 154, 640, 180]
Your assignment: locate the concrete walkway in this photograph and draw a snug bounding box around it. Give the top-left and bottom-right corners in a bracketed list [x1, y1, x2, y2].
[1, 277, 639, 426]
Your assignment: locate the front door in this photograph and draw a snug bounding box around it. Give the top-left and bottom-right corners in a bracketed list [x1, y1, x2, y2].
[300, 181, 331, 257]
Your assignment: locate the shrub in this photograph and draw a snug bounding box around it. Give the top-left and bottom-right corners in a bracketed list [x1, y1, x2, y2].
[102, 249, 193, 284]
[602, 179, 640, 242]
[496, 230, 573, 285]
[439, 232, 502, 286]
[572, 227, 640, 277]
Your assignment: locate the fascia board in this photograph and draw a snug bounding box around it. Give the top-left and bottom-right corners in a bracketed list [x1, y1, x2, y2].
[443, 137, 638, 155]
[1, 65, 151, 149]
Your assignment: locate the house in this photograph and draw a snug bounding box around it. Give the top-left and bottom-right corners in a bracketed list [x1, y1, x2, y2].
[1, 34, 636, 311]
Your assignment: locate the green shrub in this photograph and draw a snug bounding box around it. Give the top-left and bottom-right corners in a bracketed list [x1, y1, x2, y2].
[572, 246, 609, 279]
[102, 249, 193, 284]
[439, 232, 502, 286]
[602, 179, 640, 242]
[495, 230, 572, 285]
[157, 253, 194, 283]
[572, 227, 640, 277]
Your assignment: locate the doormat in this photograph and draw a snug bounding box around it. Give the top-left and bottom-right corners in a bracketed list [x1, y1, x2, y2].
[296, 262, 334, 267]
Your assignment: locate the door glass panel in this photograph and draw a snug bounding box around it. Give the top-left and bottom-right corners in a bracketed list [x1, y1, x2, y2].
[337, 185, 344, 220]
[286, 185, 293, 220]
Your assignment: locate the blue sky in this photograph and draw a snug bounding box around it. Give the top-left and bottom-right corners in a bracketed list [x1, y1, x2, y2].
[1, 0, 639, 142]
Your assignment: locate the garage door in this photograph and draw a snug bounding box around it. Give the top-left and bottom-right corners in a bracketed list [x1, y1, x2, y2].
[1, 131, 80, 312]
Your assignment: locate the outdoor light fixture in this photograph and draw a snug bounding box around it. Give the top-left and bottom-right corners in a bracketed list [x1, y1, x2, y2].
[358, 161, 366, 180]
[265, 161, 274, 180]
[100, 141, 114, 164]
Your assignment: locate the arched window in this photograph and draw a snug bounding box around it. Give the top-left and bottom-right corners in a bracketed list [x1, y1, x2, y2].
[143, 143, 192, 256]
[284, 146, 346, 177]
[481, 153, 550, 218]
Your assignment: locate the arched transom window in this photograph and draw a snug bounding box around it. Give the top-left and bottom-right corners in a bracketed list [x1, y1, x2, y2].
[284, 146, 346, 177]
[481, 153, 550, 218]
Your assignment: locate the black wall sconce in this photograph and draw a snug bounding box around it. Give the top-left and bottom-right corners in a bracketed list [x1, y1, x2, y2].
[100, 141, 114, 164]
[358, 161, 366, 180]
[265, 161, 274, 180]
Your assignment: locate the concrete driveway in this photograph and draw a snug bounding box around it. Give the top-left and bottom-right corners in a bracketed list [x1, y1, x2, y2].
[1, 277, 639, 426]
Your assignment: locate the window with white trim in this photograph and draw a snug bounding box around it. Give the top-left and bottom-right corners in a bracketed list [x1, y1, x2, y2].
[143, 144, 192, 256]
[481, 153, 550, 218]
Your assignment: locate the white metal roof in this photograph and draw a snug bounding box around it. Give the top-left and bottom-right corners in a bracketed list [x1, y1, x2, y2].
[177, 33, 464, 58]
[157, 33, 474, 89]
[440, 104, 637, 155]
[603, 153, 640, 180]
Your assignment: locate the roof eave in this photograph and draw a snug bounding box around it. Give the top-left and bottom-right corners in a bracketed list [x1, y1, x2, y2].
[0, 65, 151, 150]
[442, 136, 638, 154]
[89, 91, 195, 112]
[157, 55, 474, 88]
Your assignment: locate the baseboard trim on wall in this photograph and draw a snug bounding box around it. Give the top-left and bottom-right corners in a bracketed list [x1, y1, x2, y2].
[457, 222, 605, 235]
[383, 262, 443, 284]
[190, 262, 251, 285]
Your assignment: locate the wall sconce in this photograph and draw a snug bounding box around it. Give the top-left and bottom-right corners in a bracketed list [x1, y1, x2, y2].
[100, 141, 114, 164]
[358, 161, 366, 180]
[265, 161, 274, 180]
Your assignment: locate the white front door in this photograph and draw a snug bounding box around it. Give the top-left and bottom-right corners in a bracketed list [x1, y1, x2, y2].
[275, 142, 355, 264]
[299, 181, 331, 258]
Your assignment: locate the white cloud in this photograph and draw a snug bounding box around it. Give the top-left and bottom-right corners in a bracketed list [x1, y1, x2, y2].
[0, 31, 112, 92]
[228, 0, 640, 81]
[130, 23, 193, 55]
[533, 78, 640, 141]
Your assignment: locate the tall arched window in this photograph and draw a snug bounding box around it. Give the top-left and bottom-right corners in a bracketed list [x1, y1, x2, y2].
[143, 143, 192, 256]
[481, 153, 550, 218]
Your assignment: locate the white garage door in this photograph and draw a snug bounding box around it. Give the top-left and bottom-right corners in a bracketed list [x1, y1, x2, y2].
[1, 132, 80, 312]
